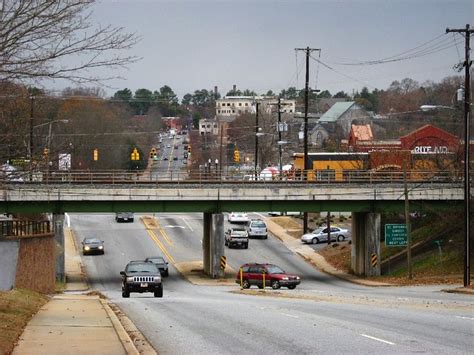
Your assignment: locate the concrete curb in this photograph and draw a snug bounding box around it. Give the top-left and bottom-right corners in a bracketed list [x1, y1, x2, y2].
[66, 226, 153, 354]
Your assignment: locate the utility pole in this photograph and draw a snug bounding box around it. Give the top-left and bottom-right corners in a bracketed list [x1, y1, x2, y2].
[296, 46, 320, 234]
[29, 95, 35, 179]
[278, 97, 283, 177]
[446, 24, 472, 287]
[254, 101, 260, 180]
[269, 97, 290, 178]
[404, 161, 412, 279]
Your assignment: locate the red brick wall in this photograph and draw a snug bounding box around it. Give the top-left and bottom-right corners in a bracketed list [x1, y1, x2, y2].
[15, 235, 55, 294]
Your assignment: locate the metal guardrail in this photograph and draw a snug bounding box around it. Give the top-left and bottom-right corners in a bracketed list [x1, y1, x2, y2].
[0, 220, 52, 238]
[0, 169, 465, 185]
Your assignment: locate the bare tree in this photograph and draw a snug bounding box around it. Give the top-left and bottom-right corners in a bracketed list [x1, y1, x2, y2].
[0, 0, 140, 84]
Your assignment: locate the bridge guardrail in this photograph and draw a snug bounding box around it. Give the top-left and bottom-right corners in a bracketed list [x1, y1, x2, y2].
[0, 169, 465, 185]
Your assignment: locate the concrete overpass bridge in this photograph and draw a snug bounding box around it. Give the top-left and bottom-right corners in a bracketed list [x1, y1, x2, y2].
[0, 178, 464, 279]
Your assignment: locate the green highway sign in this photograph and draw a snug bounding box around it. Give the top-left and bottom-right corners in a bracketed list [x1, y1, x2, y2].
[385, 224, 407, 247]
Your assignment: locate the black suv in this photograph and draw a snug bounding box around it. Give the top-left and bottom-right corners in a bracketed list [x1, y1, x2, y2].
[120, 261, 163, 298]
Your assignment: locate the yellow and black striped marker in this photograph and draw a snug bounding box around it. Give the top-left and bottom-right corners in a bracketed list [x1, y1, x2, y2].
[371, 253, 378, 267]
[220, 256, 227, 270]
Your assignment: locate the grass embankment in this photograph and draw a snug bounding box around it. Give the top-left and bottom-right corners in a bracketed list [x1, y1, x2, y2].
[0, 289, 48, 354]
[271, 214, 466, 285]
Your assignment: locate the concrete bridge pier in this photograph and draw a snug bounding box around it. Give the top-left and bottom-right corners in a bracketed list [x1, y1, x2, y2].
[53, 213, 65, 282]
[202, 213, 225, 278]
[351, 212, 381, 277]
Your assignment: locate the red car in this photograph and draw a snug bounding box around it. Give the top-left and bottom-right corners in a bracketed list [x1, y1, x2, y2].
[236, 263, 301, 290]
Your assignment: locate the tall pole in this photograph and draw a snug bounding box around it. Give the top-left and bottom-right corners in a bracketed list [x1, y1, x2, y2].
[446, 24, 472, 287]
[254, 101, 259, 179]
[278, 97, 282, 177]
[404, 161, 412, 279]
[219, 124, 223, 180]
[29, 95, 35, 179]
[295, 46, 320, 234]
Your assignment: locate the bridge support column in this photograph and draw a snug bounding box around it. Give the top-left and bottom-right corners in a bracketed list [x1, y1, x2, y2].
[53, 213, 65, 282]
[203, 213, 212, 275]
[210, 213, 225, 278]
[351, 212, 381, 277]
[202, 213, 225, 278]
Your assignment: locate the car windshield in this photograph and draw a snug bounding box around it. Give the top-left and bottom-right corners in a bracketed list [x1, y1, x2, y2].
[84, 238, 101, 244]
[312, 228, 325, 234]
[147, 257, 165, 264]
[251, 221, 265, 227]
[126, 263, 158, 273]
[232, 230, 246, 235]
[266, 265, 285, 274]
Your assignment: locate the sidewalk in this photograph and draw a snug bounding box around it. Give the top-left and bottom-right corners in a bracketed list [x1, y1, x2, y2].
[13, 228, 155, 355]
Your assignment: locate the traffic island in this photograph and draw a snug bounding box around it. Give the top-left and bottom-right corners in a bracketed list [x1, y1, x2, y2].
[174, 261, 235, 286]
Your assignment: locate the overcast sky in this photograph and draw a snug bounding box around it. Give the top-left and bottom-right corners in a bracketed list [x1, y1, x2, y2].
[85, 0, 472, 99]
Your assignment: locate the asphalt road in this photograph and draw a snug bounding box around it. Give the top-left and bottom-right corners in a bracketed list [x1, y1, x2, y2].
[150, 135, 188, 180]
[70, 213, 474, 354]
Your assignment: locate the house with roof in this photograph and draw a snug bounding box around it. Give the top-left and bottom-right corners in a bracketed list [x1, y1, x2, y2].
[319, 101, 371, 137]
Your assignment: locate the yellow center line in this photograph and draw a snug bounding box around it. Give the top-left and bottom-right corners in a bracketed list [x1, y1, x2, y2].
[153, 216, 173, 246]
[140, 216, 175, 263]
[145, 228, 175, 264]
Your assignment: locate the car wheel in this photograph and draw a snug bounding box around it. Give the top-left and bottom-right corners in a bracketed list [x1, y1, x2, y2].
[337, 235, 345, 242]
[257, 285, 264, 289]
[122, 289, 130, 298]
[244, 243, 248, 249]
[242, 280, 250, 289]
[287, 285, 296, 290]
[164, 271, 169, 277]
[154, 285, 163, 298]
[264, 235, 268, 240]
[312, 237, 319, 244]
[271, 280, 281, 289]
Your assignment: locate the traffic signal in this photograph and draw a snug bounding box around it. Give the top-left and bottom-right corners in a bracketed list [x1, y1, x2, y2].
[187, 146, 191, 153]
[233, 149, 240, 163]
[149, 147, 157, 159]
[43, 147, 49, 159]
[131, 148, 140, 161]
[93, 148, 99, 161]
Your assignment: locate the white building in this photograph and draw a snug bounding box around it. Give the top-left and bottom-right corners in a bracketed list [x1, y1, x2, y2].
[199, 118, 219, 136]
[216, 96, 295, 121]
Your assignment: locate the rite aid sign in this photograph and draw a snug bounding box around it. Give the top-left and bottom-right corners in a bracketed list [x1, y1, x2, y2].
[412, 146, 449, 154]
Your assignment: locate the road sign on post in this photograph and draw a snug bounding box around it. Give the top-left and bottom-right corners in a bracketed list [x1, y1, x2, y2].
[385, 224, 407, 246]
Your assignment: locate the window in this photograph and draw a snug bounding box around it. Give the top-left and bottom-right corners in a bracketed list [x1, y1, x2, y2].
[217, 110, 221, 114]
[239, 103, 242, 106]
[232, 110, 235, 113]
[227, 103, 231, 106]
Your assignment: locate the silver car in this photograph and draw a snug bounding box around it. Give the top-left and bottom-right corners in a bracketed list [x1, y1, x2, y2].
[246, 219, 268, 239]
[301, 226, 350, 244]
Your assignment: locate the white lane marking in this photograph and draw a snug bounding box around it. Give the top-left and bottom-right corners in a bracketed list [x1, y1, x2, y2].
[65, 213, 70, 227]
[456, 316, 474, 321]
[164, 225, 185, 229]
[182, 217, 194, 232]
[360, 334, 395, 345]
[281, 313, 298, 319]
